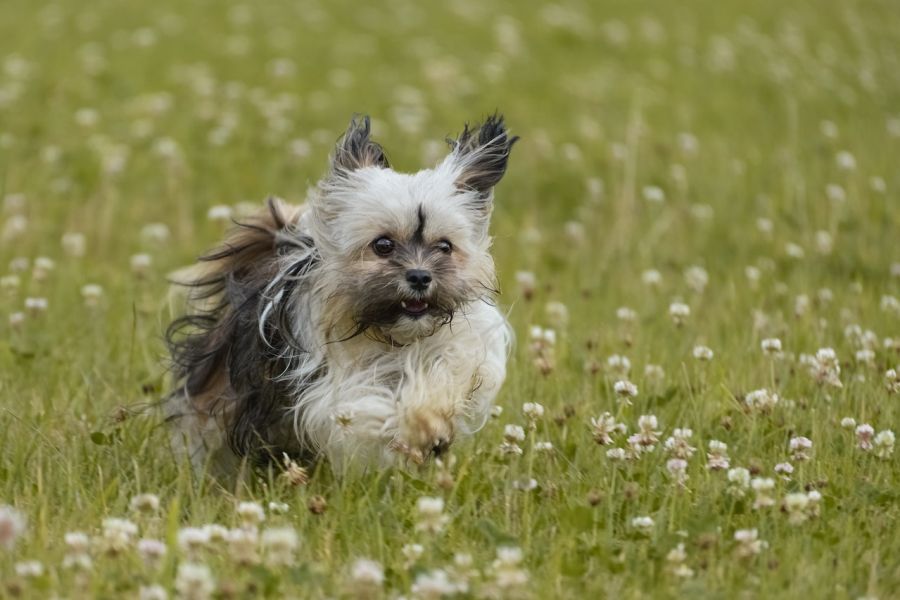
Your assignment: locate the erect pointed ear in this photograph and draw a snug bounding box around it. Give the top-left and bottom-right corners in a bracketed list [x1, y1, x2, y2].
[330, 115, 390, 175]
[448, 113, 519, 196]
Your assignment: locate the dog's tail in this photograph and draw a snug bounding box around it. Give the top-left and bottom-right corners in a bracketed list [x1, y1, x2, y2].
[164, 197, 317, 469]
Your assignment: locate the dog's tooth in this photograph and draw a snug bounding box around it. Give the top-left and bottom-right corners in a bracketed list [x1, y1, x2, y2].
[401, 300, 408, 308]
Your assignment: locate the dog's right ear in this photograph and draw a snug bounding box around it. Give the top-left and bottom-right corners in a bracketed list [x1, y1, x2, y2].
[330, 115, 390, 176]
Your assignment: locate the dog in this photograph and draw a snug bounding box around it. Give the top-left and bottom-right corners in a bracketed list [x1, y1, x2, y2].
[165, 114, 516, 474]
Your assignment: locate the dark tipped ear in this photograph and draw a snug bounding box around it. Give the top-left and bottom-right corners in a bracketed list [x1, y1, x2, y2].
[331, 115, 390, 174]
[449, 113, 518, 196]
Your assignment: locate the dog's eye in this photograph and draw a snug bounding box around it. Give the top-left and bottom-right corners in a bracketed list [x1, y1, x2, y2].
[372, 237, 395, 256]
[435, 240, 452, 254]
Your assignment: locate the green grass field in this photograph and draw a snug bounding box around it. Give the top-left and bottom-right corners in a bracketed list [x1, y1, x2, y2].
[1, 0, 899, 597]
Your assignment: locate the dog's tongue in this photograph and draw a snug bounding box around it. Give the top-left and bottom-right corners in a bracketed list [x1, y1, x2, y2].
[401, 299, 428, 314]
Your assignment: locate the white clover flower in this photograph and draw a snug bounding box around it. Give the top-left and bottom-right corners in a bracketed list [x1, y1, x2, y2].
[175, 562, 215, 600]
[130, 493, 160, 514]
[415, 496, 449, 534]
[774, 462, 794, 480]
[734, 529, 766, 558]
[706, 440, 730, 470]
[727, 467, 750, 491]
[744, 388, 779, 413]
[814, 230, 833, 255]
[692, 345, 714, 361]
[826, 183, 846, 203]
[514, 271, 536, 299]
[0, 505, 26, 550]
[789, 436, 813, 462]
[835, 150, 856, 170]
[490, 546, 529, 590]
[268, 501, 289, 514]
[615, 306, 637, 323]
[81, 284, 104, 307]
[177, 527, 211, 555]
[684, 266, 708, 293]
[761, 338, 782, 355]
[24, 296, 48, 314]
[402, 543, 425, 566]
[130, 253, 152, 276]
[784, 492, 811, 525]
[140, 223, 171, 245]
[351, 557, 385, 589]
[545, 301, 569, 330]
[664, 428, 696, 459]
[101, 517, 138, 554]
[606, 354, 631, 377]
[856, 424, 875, 451]
[666, 458, 689, 486]
[642, 185, 665, 203]
[137, 538, 167, 566]
[206, 204, 233, 222]
[14, 560, 44, 578]
[641, 269, 662, 287]
[669, 301, 690, 325]
[236, 501, 265, 527]
[840, 417, 857, 429]
[139, 585, 169, 600]
[745, 265, 761, 287]
[522, 402, 545, 422]
[61, 232, 87, 257]
[225, 527, 259, 565]
[412, 569, 461, 598]
[809, 347, 842, 388]
[606, 447, 628, 461]
[751, 478, 776, 510]
[874, 430, 895, 459]
[534, 441, 554, 452]
[503, 424, 526, 443]
[201, 524, 228, 544]
[631, 516, 655, 535]
[882, 295, 900, 315]
[886, 369, 900, 394]
[613, 379, 638, 404]
[626, 415, 661, 455]
[591, 412, 625, 445]
[261, 526, 298, 567]
[643, 364, 665, 385]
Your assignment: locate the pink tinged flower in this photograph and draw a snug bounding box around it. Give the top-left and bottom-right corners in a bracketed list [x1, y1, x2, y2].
[856, 424, 875, 451]
[0, 505, 26, 550]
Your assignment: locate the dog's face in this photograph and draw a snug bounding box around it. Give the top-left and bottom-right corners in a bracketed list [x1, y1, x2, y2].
[311, 115, 517, 344]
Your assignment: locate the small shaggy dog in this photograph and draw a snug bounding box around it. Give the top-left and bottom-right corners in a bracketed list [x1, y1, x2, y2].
[165, 114, 516, 474]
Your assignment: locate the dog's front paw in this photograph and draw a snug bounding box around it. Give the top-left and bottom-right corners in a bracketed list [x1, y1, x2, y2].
[390, 407, 455, 465]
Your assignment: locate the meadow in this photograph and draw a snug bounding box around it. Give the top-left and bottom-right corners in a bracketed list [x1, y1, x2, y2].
[1, 0, 899, 597]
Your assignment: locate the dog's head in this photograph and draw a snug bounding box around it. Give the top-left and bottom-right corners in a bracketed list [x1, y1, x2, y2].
[311, 114, 517, 344]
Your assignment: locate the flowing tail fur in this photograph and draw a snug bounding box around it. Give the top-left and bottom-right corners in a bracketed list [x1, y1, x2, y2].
[165, 197, 318, 470]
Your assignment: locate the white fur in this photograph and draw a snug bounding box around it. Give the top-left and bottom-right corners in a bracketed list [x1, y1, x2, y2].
[170, 144, 513, 472]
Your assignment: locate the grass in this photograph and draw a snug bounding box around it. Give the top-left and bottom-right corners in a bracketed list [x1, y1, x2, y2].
[1, 0, 899, 597]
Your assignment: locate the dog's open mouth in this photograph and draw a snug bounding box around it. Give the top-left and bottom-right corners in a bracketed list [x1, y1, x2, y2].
[400, 299, 429, 317]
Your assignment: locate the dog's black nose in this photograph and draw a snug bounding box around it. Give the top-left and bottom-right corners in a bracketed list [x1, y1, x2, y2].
[432, 438, 450, 457]
[406, 269, 432, 290]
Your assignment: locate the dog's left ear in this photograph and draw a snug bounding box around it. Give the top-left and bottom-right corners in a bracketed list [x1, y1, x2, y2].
[330, 115, 390, 176]
[448, 113, 519, 198]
